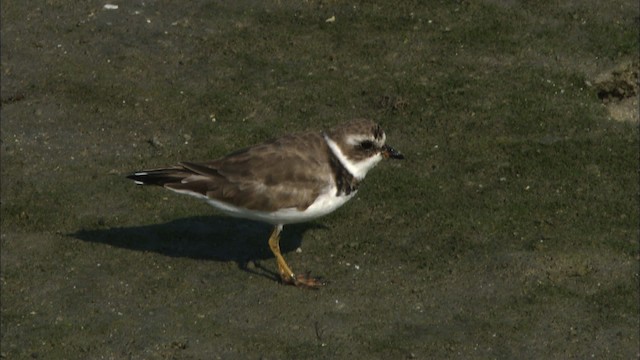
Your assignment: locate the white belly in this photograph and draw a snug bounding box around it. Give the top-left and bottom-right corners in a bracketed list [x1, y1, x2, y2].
[171, 185, 357, 225]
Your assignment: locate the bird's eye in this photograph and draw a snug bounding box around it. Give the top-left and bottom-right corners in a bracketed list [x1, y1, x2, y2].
[360, 140, 374, 150]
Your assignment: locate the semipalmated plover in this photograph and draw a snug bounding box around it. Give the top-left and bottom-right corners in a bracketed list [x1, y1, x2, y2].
[127, 119, 404, 288]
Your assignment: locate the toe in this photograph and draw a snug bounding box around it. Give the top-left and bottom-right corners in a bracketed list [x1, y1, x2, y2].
[293, 273, 325, 289]
[280, 272, 325, 289]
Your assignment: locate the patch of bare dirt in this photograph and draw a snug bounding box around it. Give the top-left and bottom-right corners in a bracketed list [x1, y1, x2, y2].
[592, 60, 639, 123]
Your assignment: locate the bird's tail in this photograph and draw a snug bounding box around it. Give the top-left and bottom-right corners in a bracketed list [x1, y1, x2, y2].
[126, 167, 193, 186]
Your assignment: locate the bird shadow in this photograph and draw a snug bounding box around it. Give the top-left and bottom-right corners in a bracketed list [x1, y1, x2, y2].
[72, 216, 327, 283]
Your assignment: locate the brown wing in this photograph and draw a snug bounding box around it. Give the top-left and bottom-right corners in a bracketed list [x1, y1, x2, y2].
[162, 131, 333, 212]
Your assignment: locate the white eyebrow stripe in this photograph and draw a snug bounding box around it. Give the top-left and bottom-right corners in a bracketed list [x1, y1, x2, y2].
[346, 135, 372, 146]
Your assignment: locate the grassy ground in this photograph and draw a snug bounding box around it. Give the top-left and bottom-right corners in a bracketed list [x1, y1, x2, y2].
[1, 0, 638, 358]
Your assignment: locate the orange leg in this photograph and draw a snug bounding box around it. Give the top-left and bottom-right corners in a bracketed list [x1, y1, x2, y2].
[267, 224, 324, 289]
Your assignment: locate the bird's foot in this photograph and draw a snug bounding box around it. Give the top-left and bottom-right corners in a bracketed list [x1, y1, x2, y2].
[282, 272, 325, 289]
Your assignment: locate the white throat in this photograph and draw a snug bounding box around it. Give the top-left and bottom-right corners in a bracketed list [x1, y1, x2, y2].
[324, 134, 383, 180]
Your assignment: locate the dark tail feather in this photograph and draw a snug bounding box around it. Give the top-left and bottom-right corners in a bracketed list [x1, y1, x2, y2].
[126, 168, 192, 186]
